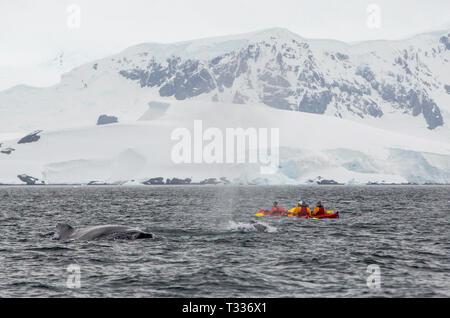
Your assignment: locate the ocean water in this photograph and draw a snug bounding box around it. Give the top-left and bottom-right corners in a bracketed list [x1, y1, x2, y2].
[0, 185, 448, 297]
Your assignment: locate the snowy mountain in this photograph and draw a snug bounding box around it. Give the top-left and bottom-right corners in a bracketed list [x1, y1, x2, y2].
[0, 28, 449, 135]
[119, 28, 450, 131]
[1, 28, 450, 184]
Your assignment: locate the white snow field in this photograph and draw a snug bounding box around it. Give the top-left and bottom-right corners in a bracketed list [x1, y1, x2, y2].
[1, 100, 449, 185]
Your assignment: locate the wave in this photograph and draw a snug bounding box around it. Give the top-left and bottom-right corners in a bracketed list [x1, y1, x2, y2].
[226, 220, 277, 233]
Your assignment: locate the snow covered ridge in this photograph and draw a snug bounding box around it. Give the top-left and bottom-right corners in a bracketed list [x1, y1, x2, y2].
[0, 28, 449, 136]
[108, 28, 449, 130]
[0, 101, 449, 185]
[117, 28, 450, 131]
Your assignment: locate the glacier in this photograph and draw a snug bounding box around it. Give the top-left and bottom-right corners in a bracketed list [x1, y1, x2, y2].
[0, 100, 449, 185]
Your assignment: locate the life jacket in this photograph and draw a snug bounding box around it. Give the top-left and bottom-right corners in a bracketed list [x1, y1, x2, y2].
[313, 206, 326, 216]
[299, 206, 310, 216]
[270, 206, 286, 215]
[290, 207, 302, 215]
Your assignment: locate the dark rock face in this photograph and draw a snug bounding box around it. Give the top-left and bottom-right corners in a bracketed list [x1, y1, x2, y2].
[18, 130, 42, 144]
[88, 181, 108, 185]
[299, 91, 332, 114]
[143, 177, 165, 185]
[361, 99, 383, 118]
[335, 53, 349, 61]
[200, 178, 219, 185]
[356, 66, 378, 89]
[17, 174, 43, 185]
[0, 148, 15, 155]
[317, 179, 342, 185]
[445, 85, 450, 94]
[259, 73, 291, 87]
[166, 178, 192, 185]
[97, 114, 118, 125]
[440, 34, 450, 50]
[0, 143, 15, 155]
[378, 87, 443, 129]
[120, 58, 216, 100]
[421, 99, 443, 130]
[160, 67, 216, 100]
[211, 47, 254, 90]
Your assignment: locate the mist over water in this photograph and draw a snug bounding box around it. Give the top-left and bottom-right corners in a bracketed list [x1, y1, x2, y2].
[0, 185, 448, 297]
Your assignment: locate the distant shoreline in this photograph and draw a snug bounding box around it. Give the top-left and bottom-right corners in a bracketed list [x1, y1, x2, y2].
[0, 183, 448, 187]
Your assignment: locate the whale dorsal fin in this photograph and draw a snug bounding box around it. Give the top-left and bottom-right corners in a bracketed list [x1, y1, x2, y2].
[56, 223, 75, 239]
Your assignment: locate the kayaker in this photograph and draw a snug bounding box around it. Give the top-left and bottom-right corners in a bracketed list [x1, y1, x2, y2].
[298, 200, 311, 217]
[312, 201, 326, 216]
[289, 201, 303, 216]
[269, 201, 288, 216]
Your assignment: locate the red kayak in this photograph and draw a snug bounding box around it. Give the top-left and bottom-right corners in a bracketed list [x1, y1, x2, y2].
[256, 209, 339, 219]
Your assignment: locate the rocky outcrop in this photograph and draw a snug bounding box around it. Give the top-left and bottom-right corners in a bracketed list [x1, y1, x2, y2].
[380, 87, 443, 129]
[87, 181, 109, 185]
[17, 174, 44, 185]
[317, 179, 343, 185]
[97, 114, 118, 125]
[445, 84, 450, 94]
[143, 177, 230, 185]
[440, 34, 450, 50]
[166, 178, 192, 185]
[299, 91, 332, 114]
[199, 178, 219, 185]
[120, 58, 216, 100]
[0, 148, 15, 155]
[143, 177, 165, 185]
[17, 130, 42, 144]
[0, 143, 15, 155]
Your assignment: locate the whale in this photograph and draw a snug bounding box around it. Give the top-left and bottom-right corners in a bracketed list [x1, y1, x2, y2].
[229, 221, 271, 233]
[251, 222, 269, 233]
[55, 224, 153, 241]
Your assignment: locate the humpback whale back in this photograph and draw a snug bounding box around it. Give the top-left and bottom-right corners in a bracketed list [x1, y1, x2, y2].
[56, 223, 75, 240]
[54, 224, 153, 241]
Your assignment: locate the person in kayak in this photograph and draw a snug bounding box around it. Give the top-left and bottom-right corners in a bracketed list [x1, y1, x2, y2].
[269, 201, 288, 216]
[289, 201, 302, 216]
[312, 201, 326, 216]
[291, 201, 311, 217]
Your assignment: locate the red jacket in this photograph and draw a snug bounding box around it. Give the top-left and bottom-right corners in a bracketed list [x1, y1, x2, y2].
[270, 206, 287, 215]
[313, 206, 326, 216]
[299, 206, 311, 216]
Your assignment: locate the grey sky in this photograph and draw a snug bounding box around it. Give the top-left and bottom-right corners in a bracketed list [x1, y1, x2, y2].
[1, 0, 449, 67]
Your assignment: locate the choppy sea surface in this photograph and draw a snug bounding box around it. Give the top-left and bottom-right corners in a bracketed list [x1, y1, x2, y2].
[0, 185, 448, 297]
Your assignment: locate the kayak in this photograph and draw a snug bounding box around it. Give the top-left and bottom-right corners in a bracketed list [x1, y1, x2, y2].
[255, 209, 339, 219]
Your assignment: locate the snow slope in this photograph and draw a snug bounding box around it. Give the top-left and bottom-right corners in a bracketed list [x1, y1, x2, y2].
[0, 48, 122, 92]
[1, 101, 449, 185]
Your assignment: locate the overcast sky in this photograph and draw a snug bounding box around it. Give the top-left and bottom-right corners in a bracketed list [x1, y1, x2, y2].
[1, 0, 450, 67]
